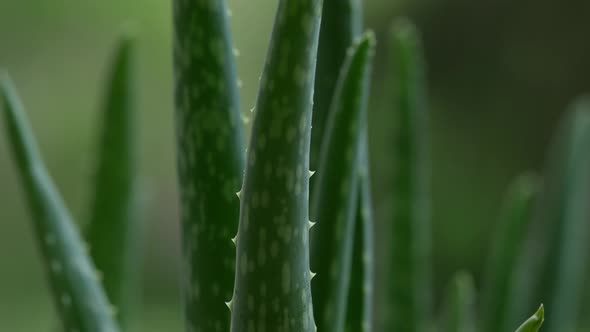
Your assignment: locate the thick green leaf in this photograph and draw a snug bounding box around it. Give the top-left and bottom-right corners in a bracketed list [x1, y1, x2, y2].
[310, 32, 375, 332]
[515, 305, 544, 332]
[86, 33, 137, 327]
[1, 74, 119, 332]
[442, 272, 476, 332]
[172, 0, 246, 330]
[511, 98, 590, 332]
[481, 174, 538, 332]
[310, 0, 362, 168]
[388, 19, 433, 332]
[229, 0, 322, 331]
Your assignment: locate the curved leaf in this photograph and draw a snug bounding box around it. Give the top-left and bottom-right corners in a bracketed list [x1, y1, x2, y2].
[1, 74, 119, 332]
[515, 305, 544, 332]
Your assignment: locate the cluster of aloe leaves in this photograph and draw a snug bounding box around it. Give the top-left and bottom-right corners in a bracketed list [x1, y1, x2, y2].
[2, 0, 590, 331]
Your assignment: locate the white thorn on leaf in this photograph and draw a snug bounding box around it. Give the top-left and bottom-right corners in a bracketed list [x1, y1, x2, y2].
[308, 220, 316, 230]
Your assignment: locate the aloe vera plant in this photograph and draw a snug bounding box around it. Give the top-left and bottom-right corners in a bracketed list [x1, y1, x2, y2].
[5, 0, 590, 331]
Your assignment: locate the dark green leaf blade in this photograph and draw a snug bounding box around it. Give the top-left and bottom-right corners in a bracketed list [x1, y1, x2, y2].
[310, 0, 363, 168]
[310, 32, 376, 332]
[230, 0, 323, 331]
[481, 173, 538, 332]
[172, 0, 246, 331]
[1, 74, 119, 332]
[388, 19, 433, 332]
[86, 32, 137, 327]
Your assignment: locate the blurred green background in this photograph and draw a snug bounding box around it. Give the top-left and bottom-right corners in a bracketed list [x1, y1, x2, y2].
[1, 0, 589, 331]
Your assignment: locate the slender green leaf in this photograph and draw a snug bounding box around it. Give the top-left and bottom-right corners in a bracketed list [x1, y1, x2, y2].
[310, 0, 362, 168]
[442, 271, 476, 332]
[172, 0, 246, 330]
[229, 0, 322, 331]
[388, 19, 432, 332]
[0, 74, 119, 332]
[515, 305, 544, 332]
[310, 2, 373, 331]
[310, 32, 375, 332]
[86, 32, 137, 327]
[511, 98, 590, 332]
[481, 173, 538, 332]
[345, 144, 375, 332]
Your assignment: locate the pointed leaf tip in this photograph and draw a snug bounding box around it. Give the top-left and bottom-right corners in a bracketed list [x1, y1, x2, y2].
[515, 304, 545, 332]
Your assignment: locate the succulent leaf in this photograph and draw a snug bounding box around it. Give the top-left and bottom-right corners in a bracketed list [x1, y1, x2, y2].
[172, 0, 246, 330]
[388, 19, 433, 332]
[229, 0, 323, 331]
[86, 32, 137, 327]
[310, 32, 375, 332]
[310, 0, 363, 168]
[1, 74, 120, 332]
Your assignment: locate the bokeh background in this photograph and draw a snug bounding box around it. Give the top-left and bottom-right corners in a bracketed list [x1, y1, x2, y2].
[1, 0, 589, 331]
